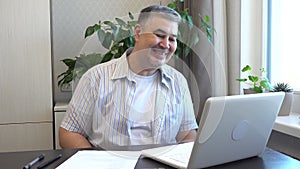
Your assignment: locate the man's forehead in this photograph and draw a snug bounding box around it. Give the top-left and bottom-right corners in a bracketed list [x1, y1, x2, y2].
[146, 14, 179, 24]
[142, 16, 179, 34]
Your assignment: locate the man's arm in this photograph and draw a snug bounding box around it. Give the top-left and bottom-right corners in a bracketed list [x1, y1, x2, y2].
[59, 127, 92, 148]
[176, 129, 197, 143]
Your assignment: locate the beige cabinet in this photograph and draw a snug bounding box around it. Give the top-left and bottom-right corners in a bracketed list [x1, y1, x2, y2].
[0, 0, 53, 152]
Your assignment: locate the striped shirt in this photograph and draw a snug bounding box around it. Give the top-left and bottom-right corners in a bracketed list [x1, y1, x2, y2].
[61, 52, 198, 148]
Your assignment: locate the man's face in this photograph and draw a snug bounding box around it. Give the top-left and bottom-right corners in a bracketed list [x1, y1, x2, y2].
[134, 15, 178, 69]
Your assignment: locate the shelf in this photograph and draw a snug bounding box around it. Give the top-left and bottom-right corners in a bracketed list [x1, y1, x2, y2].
[273, 112, 300, 139]
[54, 102, 68, 112]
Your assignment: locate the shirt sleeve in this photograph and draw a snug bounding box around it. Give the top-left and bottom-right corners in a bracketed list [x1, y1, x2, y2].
[179, 78, 199, 132]
[60, 70, 98, 137]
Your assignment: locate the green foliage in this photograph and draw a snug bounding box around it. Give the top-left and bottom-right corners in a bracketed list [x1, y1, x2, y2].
[58, 13, 136, 87]
[271, 82, 293, 92]
[236, 65, 272, 93]
[168, 1, 215, 57]
[57, 53, 102, 87]
[57, 0, 215, 88]
[84, 12, 136, 59]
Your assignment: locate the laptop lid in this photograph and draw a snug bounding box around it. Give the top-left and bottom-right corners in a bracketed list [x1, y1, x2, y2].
[188, 92, 284, 168]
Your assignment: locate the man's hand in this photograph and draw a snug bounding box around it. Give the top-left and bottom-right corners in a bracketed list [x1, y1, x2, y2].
[176, 130, 197, 143]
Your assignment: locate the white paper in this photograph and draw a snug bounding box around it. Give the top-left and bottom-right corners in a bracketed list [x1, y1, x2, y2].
[56, 150, 141, 169]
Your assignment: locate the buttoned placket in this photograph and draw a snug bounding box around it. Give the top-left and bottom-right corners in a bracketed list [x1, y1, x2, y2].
[126, 79, 136, 144]
[151, 79, 169, 144]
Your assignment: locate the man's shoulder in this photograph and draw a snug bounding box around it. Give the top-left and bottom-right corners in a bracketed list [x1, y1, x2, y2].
[87, 56, 124, 74]
[161, 64, 187, 81]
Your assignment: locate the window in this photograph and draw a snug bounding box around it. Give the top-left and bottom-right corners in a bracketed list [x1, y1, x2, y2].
[268, 0, 300, 91]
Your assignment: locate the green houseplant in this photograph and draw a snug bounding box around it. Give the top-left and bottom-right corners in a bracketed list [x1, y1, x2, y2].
[57, 0, 215, 88]
[236, 65, 272, 94]
[271, 82, 293, 116]
[271, 82, 293, 93]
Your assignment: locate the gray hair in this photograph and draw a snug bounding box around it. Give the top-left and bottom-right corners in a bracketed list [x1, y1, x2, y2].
[137, 5, 181, 26]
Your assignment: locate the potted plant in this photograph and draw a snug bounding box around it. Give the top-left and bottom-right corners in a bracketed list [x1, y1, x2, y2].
[271, 82, 293, 116]
[236, 65, 272, 94]
[57, 0, 215, 88]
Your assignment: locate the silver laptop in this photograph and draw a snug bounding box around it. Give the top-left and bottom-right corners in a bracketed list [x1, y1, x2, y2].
[142, 92, 285, 169]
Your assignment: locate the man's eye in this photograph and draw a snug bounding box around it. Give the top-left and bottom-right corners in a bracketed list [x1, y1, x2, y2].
[154, 33, 176, 42]
[154, 33, 165, 38]
[169, 37, 176, 42]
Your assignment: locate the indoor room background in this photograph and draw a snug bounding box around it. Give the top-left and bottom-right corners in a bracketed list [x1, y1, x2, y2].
[0, 0, 299, 160]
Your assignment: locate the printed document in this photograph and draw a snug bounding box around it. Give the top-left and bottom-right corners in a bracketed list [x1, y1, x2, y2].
[56, 150, 141, 169]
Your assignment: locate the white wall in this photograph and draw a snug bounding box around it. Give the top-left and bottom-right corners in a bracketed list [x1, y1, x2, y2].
[0, 0, 53, 152]
[292, 92, 300, 113]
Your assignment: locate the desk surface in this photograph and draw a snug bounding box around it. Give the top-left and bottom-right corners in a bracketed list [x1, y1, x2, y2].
[0, 147, 299, 169]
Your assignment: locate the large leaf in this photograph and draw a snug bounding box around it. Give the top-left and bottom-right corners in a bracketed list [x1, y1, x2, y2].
[115, 18, 126, 26]
[84, 24, 100, 38]
[260, 78, 272, 90]
[74, 67, 87, 79]
[114, 29, 130, 43]
[190, 33, 199, 47]
[205, 15, 210, 22]
[104, 21, 117, 31]
[167, 3, 177, 9]
[186, 15, 193, 29]
[248, 75, 259, 83]
[253, 86, 263, 93]
[127, 21, 137, 28]
[184, 46, 191, 57]
[61, 58, 76, 68]
[57, 69, 73, 87]
[85, 26, 95, 38]
[236, 78, 247, 82]
[57, 71, 67, 78]
[129, 12, 134, 20]
[97, 29, 106, 45]
[123, 36, 135, 48]
[101, 52, 114, 63]
[112, 27, 120, 42]
[102, 32, 113, 49]
[242, 65, 252, 72]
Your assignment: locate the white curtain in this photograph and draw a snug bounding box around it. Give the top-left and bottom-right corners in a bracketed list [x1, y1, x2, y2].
[177, 0, 266, 120]
[178, 0, 242, 120]
[240, 0, 269, 90]
[213, 0, 268, 96]
[213, 0, 242, 96]
[189, 0, 267, 95]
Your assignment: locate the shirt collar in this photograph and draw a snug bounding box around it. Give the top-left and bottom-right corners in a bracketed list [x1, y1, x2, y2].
[111, 52, 130, 80]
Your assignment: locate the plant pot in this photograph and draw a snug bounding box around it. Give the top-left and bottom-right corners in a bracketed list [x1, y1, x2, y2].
[243, 89, 257, 94]
[278, 92, 293, 116]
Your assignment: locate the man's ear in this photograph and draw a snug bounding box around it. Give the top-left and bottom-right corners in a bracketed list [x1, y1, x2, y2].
[134, 24, 142, 41]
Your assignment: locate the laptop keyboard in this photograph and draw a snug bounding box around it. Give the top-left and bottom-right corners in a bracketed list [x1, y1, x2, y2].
[161, 142, 194, 165]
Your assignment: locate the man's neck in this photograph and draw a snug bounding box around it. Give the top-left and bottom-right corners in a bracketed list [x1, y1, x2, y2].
[127, 49, 159, 76]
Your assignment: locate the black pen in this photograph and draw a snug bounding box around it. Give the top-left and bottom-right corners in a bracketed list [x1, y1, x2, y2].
[23, 154, 45, 169]
[37, 154, 62, 169]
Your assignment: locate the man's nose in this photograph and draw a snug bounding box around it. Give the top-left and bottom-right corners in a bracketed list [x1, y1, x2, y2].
[159, 37, 170, 49]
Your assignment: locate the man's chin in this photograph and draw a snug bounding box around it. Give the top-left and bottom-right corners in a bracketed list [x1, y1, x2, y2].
[148, 61, 162, 68]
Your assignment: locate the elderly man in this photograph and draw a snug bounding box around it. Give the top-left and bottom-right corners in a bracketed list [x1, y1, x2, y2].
[59, 5, 198, 148]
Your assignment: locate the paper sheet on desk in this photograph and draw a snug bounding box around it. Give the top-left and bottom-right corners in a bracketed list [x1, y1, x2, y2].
[56, 150, 141, 169]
